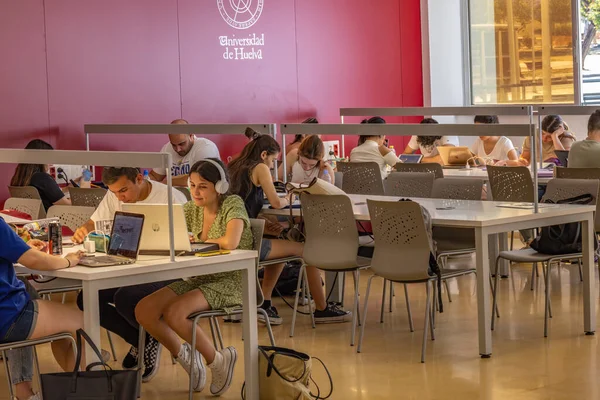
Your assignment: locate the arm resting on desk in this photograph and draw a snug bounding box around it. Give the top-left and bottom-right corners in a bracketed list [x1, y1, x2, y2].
[205, 219, 244, 250]
[18, 249, 71, 271]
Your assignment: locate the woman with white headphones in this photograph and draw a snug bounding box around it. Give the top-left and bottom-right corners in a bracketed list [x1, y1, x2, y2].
[136, 158, 252, 396]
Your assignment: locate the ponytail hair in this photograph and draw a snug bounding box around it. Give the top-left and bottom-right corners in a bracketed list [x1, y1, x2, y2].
[358, 116, 386, 145]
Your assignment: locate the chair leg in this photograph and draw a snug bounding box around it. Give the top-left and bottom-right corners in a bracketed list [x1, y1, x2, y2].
[380, 279, 387, 323]
[492, 257, 501, 331]
[429, 300, 436, 341]
[304, 267, 315, 329]
[212, 317, 224, 350]
[137, 327, 147, 399]
[530, 263, 537, 290]
[189, 316, 200, 400]
[489, 274, 500, 319]
[578, 260, 583, 282]
[404, 284, 414, 332]
[510, 231, 514, 251]
[3, 350, 14, 400]
[340, 272, 346, 306]
[440, 257, 452, 303]
[106, 330, 118, 361]
[357, 275, 375, 353]
[388, 282, 393, 312]
[421, 281, 432, 363]
[208, 317, 219, 350]
[290, 264, 305, 338]
[354, 270, 361, 327]
[544, 262, 552, 338]
[541, 262, 553, 319]
[33, 346, 42, 392]
[258, 309, 277, 346]
[350, 270, 360, 346]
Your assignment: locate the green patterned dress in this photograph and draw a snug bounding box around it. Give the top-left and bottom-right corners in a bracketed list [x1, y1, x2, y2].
[168, 195, 253, 311]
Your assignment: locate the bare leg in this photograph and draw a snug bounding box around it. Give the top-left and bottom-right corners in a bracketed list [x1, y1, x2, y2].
[261, 240, 303, 300]
[261, 264, 284, 301]
[305, 266, 327, 310]
[15, 382, 34, 400]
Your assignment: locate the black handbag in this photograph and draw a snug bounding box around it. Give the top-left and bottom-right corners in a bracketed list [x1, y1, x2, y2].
[530, 194, 598, 255]
[41, 329, 139, 400]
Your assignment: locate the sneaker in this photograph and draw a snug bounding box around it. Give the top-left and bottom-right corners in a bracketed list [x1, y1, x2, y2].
[101, 349, 111, 363]
[313, 303, 351, 324]
[27, 393, 41, 400]
[122, 346, 138, 369]
[258, 306, 283, 326]
[176, 342, 206, 392]
[141, 336, 162, 383]
[209, 347, 237, 396]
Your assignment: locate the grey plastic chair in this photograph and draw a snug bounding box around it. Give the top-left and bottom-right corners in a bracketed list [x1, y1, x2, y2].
[3, 198, 46, 219]
[555, 167, 600, 232]
[68, 187, 107, 208]
[8, 186, 42, 200]
[431, 177, 485, 200]
[47, 205, 95, 231]
[295, 193, 371, 345]
[359, 200, 475, 362]
[491, 178, 600, 338]
[394, 162, 444, 179]
[384, 172, 434, 197]
[334, 171, 344, 190]
[336, 162, 384, 195]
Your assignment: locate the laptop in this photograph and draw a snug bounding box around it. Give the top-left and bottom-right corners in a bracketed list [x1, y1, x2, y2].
[437, 146, 473, 168]
[399, 154, 423, 164]
[121, 204, 219, 256]
[555, 150, 569, 167]
[79, 212, 144, 267]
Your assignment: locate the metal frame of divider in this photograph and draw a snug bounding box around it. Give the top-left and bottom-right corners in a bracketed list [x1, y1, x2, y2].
[84, 123, 279, 179]
[0, 149, 177, 261]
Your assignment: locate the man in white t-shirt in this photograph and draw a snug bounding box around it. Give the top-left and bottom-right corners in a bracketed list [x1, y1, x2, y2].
[149, 119, 221, 187]
[403, 118, 459, 164]
[72, 167, 187, 243]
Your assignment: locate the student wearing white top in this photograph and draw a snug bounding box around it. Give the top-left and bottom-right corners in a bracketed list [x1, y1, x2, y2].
[149, 119, 221, 187]
[350, 116, 399, 178]
[72, 167, 187, 243]
[403, 118, 459, 163]
[290, 135, 335, 184]
[470, 115, 520, 166]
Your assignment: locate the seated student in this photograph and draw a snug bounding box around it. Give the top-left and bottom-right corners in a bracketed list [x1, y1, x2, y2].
[10, 139, 71, 211]
[0, 219, 84, 400]
[520, 114, 576, 166]
[290, 135, 335, 185]
[569, 110, 600, 168]
[403, 118, 459, 164]
[72, 167, 187, 381]
[350, 116, 399, 178]
[470, 115, 520, 166]
[228, 127, 264, 163]
[279, 117, 319, 180]
[228, 136, 351, 325]
[149, 119, 221, 187]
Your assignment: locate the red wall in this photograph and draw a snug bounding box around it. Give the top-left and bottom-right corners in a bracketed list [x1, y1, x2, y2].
[0, 0, 423, 200]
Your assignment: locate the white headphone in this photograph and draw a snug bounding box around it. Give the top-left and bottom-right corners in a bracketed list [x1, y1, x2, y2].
[191, 159, 229, 194]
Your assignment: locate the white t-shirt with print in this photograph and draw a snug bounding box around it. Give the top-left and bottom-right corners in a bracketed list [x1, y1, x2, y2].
[153, 136, 221, 177]
[91, 180, 187, 222]
[407, 136, 460, 157]
[469, 136, 515, 161]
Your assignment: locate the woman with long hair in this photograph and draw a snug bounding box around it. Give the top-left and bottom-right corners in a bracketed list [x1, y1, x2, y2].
[279, 117, 319, 180]
[351, 116, 399, 177]
[520, 114, 576, 166]
[403, 118, 460, 164]
[290, 135, 335, 184]
[10, 139, 71, 210]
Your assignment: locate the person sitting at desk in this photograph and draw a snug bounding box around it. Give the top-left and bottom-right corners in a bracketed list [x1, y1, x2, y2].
[10, 139, 72, 211]
[72, 167, 187, 382]
[0, 218, 85, 400]
[289, 135, 335, 184]
[519, 114, 576, 166]
[278, 117, 319, 180]
[403, 118, 459, 164]
[228, 136, 351, 325]
[470, 115, 520, 166]
[350, 116, 399, 178]
[567, 110, 600, 168]
[149, 119, 221, 187]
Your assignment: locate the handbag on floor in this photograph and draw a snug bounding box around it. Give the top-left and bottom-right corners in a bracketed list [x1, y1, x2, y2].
[242, 346, 333, 400]
[41, 329, 139, 400]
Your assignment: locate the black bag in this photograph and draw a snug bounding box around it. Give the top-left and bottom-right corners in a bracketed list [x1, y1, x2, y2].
[530, 194, 598, 255]
[41, 329, 139, 400]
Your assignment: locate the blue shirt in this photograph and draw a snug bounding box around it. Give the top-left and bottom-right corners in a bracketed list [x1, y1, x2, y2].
[0, 219, 31, 338]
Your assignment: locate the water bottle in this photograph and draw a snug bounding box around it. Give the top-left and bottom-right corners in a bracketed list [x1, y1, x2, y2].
[81, 166, 92, 188]
[143, 170, 149, 180]
[321, 169, 332, 184]
[389, 145, 396, 155]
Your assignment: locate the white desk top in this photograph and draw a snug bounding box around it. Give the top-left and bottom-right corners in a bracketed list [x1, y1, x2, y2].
[442, 167, 553, 183]
[262, 194, 595, 228]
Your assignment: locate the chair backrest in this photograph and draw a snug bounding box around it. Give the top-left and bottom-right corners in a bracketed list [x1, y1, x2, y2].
[486, 166, 534, 202]
[249, 219, 266, 307]
[543, 178, 600, 232]
[555, 167, 600, 180]
[300, 193, 359, 269]
[367, 199, 431, 281]
[8, 186, 41, 200]
[394, 162, 444, 179]
[384, 172, 434, 198]
[431, 178, 485, 200]
[336, 162, 384, 195]
[68, 187, 107, 208]
[334, 171, 343, 190]
[46, 205, 96, 231]
[175, 187, 192, 202]
[3, 198, 45, 220]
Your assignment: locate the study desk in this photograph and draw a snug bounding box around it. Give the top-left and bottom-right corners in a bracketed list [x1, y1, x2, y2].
[442, 167, 553, 184]
[16, 249, 260, 399]
[261, 195, 596, 357]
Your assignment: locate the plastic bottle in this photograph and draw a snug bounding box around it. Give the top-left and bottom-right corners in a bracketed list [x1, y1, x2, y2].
[389, 145, 396, 155]
[321, 169, 332, 184]
[143, 170, 149, 180]
[328, 146, 337, 170]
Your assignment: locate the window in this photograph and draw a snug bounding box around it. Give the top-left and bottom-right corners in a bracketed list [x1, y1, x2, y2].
[469, 0, 575, 104]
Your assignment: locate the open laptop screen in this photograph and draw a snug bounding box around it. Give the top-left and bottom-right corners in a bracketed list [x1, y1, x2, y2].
[107, 212, 144, 258]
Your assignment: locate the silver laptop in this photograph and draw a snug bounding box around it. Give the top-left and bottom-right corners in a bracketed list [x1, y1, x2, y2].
[121, 204, 218, 256]
[79, 212, 145, 267]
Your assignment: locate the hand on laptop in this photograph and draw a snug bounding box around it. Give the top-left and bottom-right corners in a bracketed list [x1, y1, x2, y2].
[64, 251, 85, 268]
[72, 227, 89, 244]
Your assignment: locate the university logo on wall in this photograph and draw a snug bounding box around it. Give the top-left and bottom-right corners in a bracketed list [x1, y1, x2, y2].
[217, 0, 264, 30]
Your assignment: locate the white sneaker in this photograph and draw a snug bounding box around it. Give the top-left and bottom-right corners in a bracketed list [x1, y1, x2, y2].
[176, 343, 206, 392]
[209, 347, 238, 396]
[28, 393, 41, 400]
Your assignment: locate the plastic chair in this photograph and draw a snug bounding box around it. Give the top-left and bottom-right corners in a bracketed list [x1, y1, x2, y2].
[175, 187, 192, 202]
[336, 162, 384, 195]
[3, 198, 45, 219]
[431, 177, 485, 200]
[334, 171, 344, 190]
[8, 186, 41, 200]
[68, 187, 107, 208]
[491, 178, 600, 338]
[358, 200, 475, 362]
[293, 193, 371, 346]
[46, 205, 95, 231]
[394, 162, 444, 179]
[383, 172, 434, 197]
[555, 167, 600, 232]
